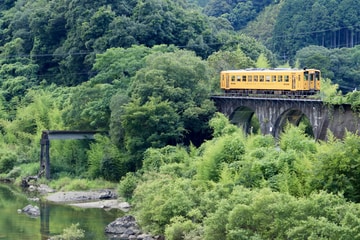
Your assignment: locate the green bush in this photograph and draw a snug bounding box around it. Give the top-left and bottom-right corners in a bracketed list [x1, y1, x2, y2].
[142, 146, 189, 172]
[17, 162, 39, 177]
[6, 166, 21, 178]
[165, 216, 197, 240]
[100, 157, 123, 182]
[133, 175, 196, 234]
[0, 152, 17, 173]
[118, 172, 139, 200]
[87, 135, 127, 181]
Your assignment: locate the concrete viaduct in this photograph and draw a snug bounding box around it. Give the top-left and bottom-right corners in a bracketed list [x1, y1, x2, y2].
[211, 95, 360, 140]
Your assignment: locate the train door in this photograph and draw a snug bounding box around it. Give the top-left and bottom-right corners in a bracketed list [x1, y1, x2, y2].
[291, 73, 296, 90]
[226, 73, 230, 89]
[309, 72, 315, 91]
[315, 71, 321, 91]
[304, 71, 310, 90]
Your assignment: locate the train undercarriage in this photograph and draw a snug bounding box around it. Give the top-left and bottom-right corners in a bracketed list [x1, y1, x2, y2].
[223, 89, 320, 99]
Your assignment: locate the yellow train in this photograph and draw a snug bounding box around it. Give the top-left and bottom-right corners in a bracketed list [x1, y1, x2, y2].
[220, 68, 321, 96]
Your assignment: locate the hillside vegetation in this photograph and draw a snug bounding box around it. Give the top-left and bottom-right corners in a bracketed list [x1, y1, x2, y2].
[1, 0, 360, 238]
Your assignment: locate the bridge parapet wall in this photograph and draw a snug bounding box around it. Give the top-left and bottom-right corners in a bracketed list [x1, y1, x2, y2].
[325, 104, 360, 138]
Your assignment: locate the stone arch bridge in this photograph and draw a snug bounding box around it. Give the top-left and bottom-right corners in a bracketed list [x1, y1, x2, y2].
[211, 95, 360, 140]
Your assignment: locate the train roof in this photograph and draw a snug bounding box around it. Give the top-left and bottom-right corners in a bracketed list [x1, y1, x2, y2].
[221, 68, 320, 73]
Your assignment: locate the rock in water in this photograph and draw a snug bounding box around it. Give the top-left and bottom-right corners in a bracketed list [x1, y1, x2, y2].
[20, 204, 40, 217]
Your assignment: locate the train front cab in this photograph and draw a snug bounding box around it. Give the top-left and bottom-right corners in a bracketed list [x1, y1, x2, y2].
[303, 69, 321, 93]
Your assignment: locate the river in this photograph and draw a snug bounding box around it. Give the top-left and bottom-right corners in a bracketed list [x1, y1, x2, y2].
[0, 183, 124, 239]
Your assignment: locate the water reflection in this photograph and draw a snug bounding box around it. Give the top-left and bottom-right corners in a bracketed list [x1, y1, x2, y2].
[40, 201, 50, 240]
[0, 183, 123, 240]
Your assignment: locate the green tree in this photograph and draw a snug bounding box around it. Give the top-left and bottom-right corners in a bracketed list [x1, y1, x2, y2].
[0, 38, 38, 108]
[243, 3, 283, 48]
[133, 175, 197, 234]
[90, 45, 151, 87]
[87, 135, 128, 181]
[129, 50, 216, 148]
[313, 132, 360, 202]
[204, 0, 272, 30]
[121, 97, 184, 168]
[142, 145, 190, 173]
[207, 49, 255, 73]
[208, 112, 239, 138]
[255, 53, 270, 68]
[62, 83, 116, 130]
[1, 87, 65, 164]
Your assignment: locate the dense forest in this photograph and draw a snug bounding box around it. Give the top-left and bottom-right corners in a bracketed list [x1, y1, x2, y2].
[1, 0, 360, 238]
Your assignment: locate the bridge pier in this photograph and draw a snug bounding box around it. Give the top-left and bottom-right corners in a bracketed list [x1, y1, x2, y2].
[40, 132, 50, 179]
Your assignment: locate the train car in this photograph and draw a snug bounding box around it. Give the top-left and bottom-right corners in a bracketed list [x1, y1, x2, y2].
[220, 68, 321, 96]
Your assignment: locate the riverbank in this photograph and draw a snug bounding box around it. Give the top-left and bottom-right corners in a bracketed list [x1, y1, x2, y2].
[45, 189, 130, 210]
[26, 183, 131, 211]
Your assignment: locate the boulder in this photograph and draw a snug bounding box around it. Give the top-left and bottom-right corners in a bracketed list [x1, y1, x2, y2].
[105, 215, 158, 240]
[19, 204, 40, 217]
[99, 190, 114, 199]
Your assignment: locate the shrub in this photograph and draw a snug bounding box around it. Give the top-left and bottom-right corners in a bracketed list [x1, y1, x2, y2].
[133, 175, 195, 234]
[165, 216, 197, 240]
[87, 135, 127, 181]
[0, 152, 17, 173]
[118, 172, 139, 200]
[6, 166, 21, 178]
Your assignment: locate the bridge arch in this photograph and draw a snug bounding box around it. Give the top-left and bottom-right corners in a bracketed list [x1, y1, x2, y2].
[273, 108, 314, 139]
[229, 106, 260, 134]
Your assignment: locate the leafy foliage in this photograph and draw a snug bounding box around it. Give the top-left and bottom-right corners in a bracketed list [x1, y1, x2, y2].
[87, 135, 128, 181]
[133, 174, 198, 234]
[313, 132, 360, 202]
[127, 113, 360, 238]
[346, 91, 360, 112]
[121, 49, 215, 167]
[0, 151, 17, 173]
[118, 172, 140, 200]
[204, 0, 273, 31]
[121, 97, 184, 168]
[50, 223, 85, 240]
[165, 216, 198, 240]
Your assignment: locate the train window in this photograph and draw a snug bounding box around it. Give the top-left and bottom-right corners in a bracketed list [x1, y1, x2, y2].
[231, 76, 235, 82]
[272, 76, 277, 82]
[260, 75, 264, 82]
[315, 71, 320, 81]
[304, 72, 309, 80]
[284, 75, 289, 82]
[310, 74, 314, 81]
[254, 75, 258, 82]
[242, 76, 246, 82]
[266, 75, 270, 82]
[278, 76, 282, 82]
[248, 75, 252, 82]
[237, 76, 241, 82]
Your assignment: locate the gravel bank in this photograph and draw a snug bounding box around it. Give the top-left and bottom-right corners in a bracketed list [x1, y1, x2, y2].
[45, 190, 130, 210]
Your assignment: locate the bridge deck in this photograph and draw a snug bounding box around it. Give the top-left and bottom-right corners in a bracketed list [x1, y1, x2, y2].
[211, 95, 323, 103]
[42, 130, 102, 140]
